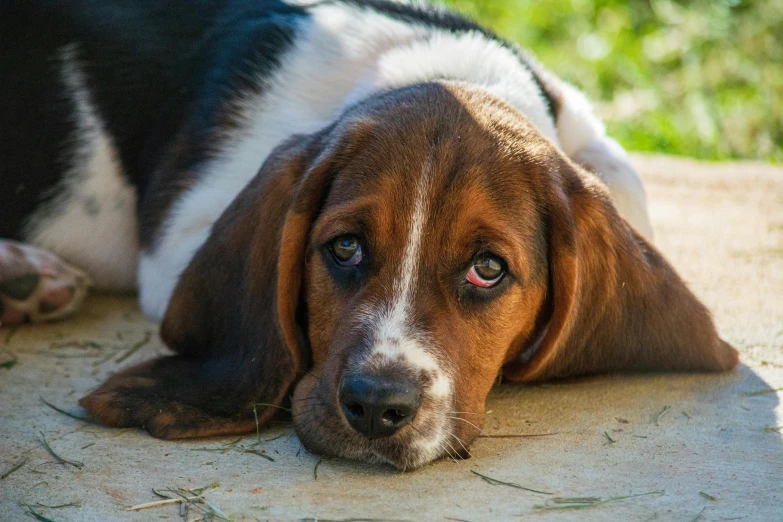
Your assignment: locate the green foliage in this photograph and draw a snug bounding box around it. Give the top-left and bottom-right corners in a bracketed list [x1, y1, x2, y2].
[432, 0, 783, 161]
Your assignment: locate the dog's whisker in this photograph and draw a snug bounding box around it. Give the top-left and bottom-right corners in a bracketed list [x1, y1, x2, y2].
[445, 416, 485, 434]
[433, 432, 455, 462]
[443, 438, 461, 462]
[445, 429, 472, 459]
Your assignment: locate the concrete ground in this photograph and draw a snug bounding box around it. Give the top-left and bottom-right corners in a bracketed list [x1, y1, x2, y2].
[1, 155, 781, 522]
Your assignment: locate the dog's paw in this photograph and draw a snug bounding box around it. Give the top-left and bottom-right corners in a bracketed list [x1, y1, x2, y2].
[80, 356, 258, 439]
[0, 240, 92, 326]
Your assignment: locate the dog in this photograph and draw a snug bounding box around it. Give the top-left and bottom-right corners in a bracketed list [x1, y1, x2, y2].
[1, 0, 738, 470]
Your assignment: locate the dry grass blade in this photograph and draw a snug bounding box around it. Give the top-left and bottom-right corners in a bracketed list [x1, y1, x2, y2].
[24, 505, 57, 522]
[699, 491, 717, 501]
[182, 487, 232, 521]
[535, 490, 665, 511]
[689, 506, 707, 521]
[477, 432, 559, 438]
[604, 431, 616, 444]
[552, 497, 601, 504]
[764, 426, 783, 432]
[1, 458, 27, 480]
[244, 449, 275, 462]
[126, 496, 200, 511]
[470, 470, 552, 495]
[200, 496, 232, 521]
[40, 432, 84, 469]
[115, 331, 152, 363]
[654, 406, 671, 426]
[191, 482, 221, 495]
[33, 502, 80, 509]
[745, 387, 783, 396]
[314, 458, 322, 480]
[40, 397, 90, 422]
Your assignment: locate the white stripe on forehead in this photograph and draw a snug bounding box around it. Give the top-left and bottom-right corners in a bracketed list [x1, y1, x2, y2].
[379, 160, 430, 342]
[363, 163, 451, 399]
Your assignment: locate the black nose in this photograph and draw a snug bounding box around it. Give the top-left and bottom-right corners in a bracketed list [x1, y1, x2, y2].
[339, 374, 421, 439]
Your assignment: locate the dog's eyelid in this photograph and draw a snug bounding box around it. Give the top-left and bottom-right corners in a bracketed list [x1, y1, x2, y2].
[471, 249, 509, 271]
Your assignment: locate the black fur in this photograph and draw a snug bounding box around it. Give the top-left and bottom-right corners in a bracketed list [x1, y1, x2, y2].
[1, 0, 305, 241]
[1, 0, 558, 244]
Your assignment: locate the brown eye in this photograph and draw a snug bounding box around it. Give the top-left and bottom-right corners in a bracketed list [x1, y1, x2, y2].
[331, 236, 363, 266]
[466, 255, 504, 288]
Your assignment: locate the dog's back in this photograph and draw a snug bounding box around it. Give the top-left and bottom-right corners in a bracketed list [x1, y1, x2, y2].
[1, 0, 305, 240]
[1, 0, 652, 323]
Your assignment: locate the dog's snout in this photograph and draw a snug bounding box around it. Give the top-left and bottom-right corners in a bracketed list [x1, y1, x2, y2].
[339, 374, 421, 439]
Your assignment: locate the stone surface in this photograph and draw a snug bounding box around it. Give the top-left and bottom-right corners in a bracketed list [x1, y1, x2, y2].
[1, 155, 781, 521]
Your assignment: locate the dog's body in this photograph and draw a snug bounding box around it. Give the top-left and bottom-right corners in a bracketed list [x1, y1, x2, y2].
[3, 0, 650, 304]
[2, 0, 735, 470]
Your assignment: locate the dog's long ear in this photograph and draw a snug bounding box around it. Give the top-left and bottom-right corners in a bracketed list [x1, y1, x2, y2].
[504, 157, 738, 383]
[80, 128, 339, 439]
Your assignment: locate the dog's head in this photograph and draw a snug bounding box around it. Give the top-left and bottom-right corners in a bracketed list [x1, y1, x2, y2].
[82, 82, 737, 469]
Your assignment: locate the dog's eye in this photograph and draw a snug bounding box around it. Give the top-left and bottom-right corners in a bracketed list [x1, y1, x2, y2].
[331, 236, 363, 266]
[466, 254, 505, 288]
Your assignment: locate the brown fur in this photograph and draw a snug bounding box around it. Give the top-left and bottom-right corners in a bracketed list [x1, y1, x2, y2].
[81, 82, 736, 463]
[80, 126, 339, 438]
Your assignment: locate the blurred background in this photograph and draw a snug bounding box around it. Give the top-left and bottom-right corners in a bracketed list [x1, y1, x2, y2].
[431, 0, 782, 162]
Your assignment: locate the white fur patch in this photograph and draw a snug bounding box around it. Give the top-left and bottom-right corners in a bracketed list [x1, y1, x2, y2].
[556, 82, 654, 240]
[138, 1, 563, 317]
[376, 31, 559, 146]
[138, 228, 212, 320]
[24, 44, 138, 290]
[554, 81, 606, 157]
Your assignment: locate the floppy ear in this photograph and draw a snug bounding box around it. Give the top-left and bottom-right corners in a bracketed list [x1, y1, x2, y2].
[504, 157, 738, 383]
[80, 129, 338, 439]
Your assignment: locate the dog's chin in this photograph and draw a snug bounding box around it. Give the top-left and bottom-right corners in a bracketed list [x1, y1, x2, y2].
[292, 374, 469, 471]
[293, 412, 454, 471]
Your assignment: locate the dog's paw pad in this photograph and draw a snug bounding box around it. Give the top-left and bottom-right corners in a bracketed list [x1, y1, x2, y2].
[0, 240, 91, 326]
[0, 274, 41, 300]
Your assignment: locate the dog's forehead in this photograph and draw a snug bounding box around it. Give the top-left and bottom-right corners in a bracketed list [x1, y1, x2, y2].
[323, 130, 543, 249]
[323, 81, 552, 211]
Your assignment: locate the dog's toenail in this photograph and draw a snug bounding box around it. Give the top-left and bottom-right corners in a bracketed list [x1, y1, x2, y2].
[1, 274, 40, 300]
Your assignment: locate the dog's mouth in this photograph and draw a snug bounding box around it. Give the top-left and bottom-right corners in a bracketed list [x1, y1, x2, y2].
[291, 372, 477, 470]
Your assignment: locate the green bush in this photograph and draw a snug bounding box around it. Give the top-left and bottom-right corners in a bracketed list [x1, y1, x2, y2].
[432, 0, 783, 162]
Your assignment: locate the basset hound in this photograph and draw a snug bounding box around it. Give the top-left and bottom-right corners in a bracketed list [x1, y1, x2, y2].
[1, 0, 737, 469]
